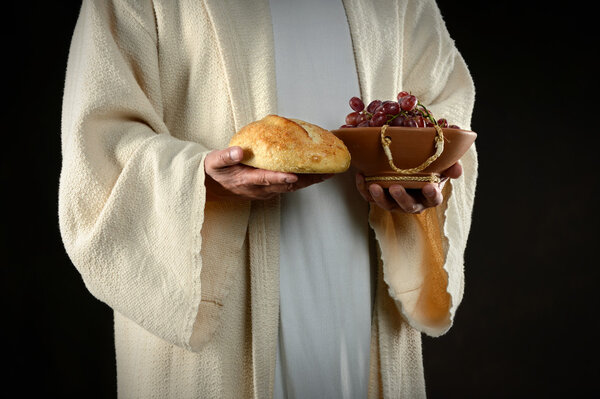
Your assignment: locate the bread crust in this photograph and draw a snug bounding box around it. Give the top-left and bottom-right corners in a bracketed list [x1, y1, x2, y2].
[228, 115, 351, 173]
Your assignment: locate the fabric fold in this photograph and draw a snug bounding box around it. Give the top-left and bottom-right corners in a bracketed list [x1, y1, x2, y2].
[59, 0, 250, 352]
[369, 182, 453, 337]
[345, 0, 477, 338]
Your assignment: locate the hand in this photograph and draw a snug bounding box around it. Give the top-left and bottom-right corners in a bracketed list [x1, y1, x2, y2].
[355, 162, 463, 214]
[204, 146, 333, 201]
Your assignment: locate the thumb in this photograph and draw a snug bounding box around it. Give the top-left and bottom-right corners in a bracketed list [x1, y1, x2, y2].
[206, 146, 244, 170]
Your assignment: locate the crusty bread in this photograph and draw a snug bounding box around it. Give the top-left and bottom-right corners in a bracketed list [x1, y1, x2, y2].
[228, 114, 351, 173]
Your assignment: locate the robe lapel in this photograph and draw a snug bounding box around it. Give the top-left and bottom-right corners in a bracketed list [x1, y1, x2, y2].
[203, 2, 280, 398]
[203, 0, 277, 130]
[342, 0, 404, 102]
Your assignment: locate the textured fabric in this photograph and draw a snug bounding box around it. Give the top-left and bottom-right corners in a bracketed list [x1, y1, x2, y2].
[344, 1, 478, 396]
[58, 0, 477, 398]
[270, 0, 373, 398]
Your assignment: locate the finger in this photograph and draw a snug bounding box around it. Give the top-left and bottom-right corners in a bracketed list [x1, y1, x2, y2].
[421, 184, 443, 208]
[355, 173, 374, 202]
[368, 184, 399, 212]
[388, 185, 425, 214]
[205, 146, 244, 171]
[442, 161, 463, 179]
[243, 168, 298, 186]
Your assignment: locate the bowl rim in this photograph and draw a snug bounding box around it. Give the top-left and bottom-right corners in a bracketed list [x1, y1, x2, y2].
[331, 126, 476, 135]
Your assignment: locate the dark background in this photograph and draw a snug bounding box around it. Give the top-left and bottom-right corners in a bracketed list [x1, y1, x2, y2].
[3, 1, 598, 398]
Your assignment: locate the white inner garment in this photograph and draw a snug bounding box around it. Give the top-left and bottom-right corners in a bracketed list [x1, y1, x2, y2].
[271, 0, 375, 398]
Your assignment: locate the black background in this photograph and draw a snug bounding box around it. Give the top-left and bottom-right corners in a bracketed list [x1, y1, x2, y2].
[3, 1, 598, 398]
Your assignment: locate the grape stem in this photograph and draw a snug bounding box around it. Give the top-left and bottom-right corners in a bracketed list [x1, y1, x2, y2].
[417, 101, 437, 125]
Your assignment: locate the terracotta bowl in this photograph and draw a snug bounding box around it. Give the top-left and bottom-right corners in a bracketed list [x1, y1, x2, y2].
[332, 126, 477, 189]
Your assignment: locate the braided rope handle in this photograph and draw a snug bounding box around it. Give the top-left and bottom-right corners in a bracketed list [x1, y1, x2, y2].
[365, 175, 442, 183]
[380, 124, 445, 174]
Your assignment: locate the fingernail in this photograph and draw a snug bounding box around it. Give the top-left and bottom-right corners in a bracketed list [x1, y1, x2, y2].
[368, 185, 379, 197]
[229, 148, 242, 162]
[423, 185, 435, 198]
[284, 175, 297, 184]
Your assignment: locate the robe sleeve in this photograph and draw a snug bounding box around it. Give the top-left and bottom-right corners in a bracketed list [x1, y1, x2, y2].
[58, 1, 247, 352]
[368, 0, 477, 337]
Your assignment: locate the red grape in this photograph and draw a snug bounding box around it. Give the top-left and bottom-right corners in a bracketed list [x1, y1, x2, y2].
[346, 111, 360, 125]
[414, 115, 425, 127]
[367, 100, 382, 114]
[356, 112, 368, 124]
[370, 111, 387, 127]
[390, 115, 405, 126]
[343, 93, 458, 129]
[400, 95, 417, 111]
[382, 101, 400, 115]
[350, 97, 365, 112]
[397, 91, 409, 101]
[404, 118, 418, 128]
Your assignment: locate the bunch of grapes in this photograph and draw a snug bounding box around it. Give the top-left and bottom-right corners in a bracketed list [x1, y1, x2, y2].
[340, 91, 460, 129]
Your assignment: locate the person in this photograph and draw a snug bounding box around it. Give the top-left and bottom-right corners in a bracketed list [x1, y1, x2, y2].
[58, 0, 477, 398]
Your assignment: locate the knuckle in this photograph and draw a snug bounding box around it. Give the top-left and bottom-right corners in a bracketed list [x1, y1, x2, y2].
[213, 149, 228, 165]
[260, 174, 270, 186]
[251, 171, 269, 186]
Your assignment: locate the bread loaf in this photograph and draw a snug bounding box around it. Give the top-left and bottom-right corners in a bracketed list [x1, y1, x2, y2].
[228, 115, 351, 173]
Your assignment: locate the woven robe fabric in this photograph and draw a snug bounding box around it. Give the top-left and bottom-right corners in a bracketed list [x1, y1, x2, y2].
[58, 1, 477, 398]
[343, 0, 478, 336]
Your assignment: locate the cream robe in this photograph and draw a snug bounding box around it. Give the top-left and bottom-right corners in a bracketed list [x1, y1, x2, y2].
[58, 1, 477, 398]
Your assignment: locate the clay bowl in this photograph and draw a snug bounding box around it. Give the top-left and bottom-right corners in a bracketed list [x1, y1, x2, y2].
[332, 126, 477, 189]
